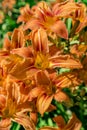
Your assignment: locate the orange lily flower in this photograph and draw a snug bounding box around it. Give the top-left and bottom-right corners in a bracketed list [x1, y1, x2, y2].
[29, 70, 81, 115]
[31, 28, 82, 70]
[24, 1, 68, 39]
[10, 28, 82, 72]
[39, 113, 82, 130]
[1, 0, 16, 12]
[52, 0, 86, 22]
[17, 4, 34, 23]
[52, 0, 87, 34]
[0, 79, 36, 130]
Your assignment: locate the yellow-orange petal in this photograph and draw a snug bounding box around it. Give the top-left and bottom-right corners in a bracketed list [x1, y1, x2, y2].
[0, 118, 11, 130]
[37, 94, 53, 116]
[54, 91, 70, 103]
[14, 114, 35, 130]
[39, 126, 58, 130]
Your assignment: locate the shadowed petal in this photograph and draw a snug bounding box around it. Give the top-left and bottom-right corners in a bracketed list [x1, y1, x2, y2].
[36, 71, 50, 85]
[53, 115, 66, 128]
[64, 113, 82, 130]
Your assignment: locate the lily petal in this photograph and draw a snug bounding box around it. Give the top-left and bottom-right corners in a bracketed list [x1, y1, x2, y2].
[14, 114, 36, 130]
[0, 118, 11, 130]
[53, 115, 66, 128]
[32, 28, 49, 54]
[54, 91, 70, 103]
[50, 20, 68, 39]
[39, 126, 58, 130]
[64, 113, 82, 130]
[37, 93, 53, 115]
[49, 55, 82, 69]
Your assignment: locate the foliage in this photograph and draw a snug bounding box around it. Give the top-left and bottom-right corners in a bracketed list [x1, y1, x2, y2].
[0, 0, 87, 130]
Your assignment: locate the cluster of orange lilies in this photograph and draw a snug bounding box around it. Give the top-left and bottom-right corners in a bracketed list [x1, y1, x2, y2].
[0, 0, 87, 129]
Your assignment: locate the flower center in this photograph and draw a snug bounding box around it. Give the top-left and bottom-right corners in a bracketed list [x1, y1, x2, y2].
[44, 16, 56, 29]
[35, 52, 49, 70]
